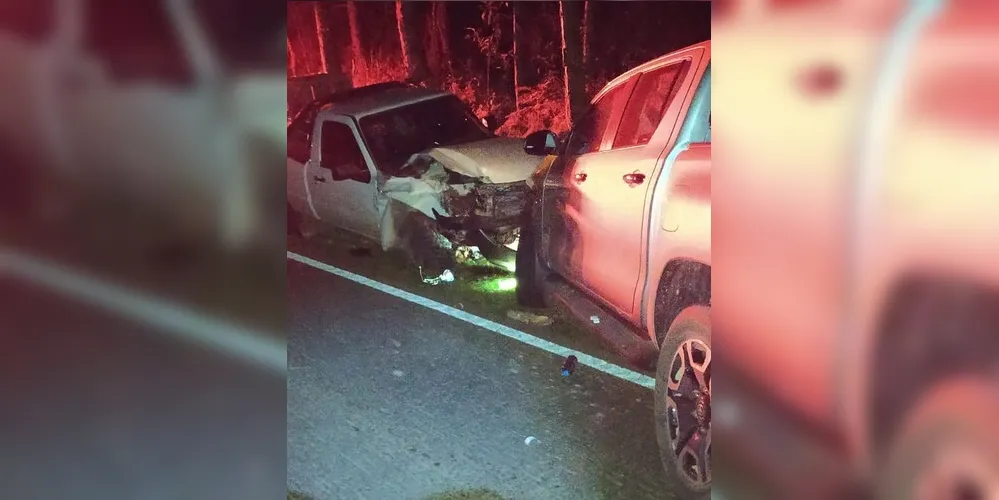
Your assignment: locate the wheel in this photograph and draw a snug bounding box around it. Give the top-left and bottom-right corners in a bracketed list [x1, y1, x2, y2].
[655, 305, 711, 500]
[878, 377, 999, 500]
[514, 221, 546, 308]
[401, 214, 457, 283]
[474, 228, 518, 271]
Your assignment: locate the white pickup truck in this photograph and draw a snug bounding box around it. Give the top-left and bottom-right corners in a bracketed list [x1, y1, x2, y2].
[286, 83, 541, 280]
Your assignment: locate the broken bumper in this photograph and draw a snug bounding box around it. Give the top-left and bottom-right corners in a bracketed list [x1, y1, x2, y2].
[436, 180, 528, 261]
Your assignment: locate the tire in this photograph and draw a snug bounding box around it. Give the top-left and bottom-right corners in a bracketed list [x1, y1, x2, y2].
[401, 214, 457, 282]
[515, 221, 546, 308]
[877, 377, 999, 500]
[654, 305, 712, 500]
[475, 229, 517, 269]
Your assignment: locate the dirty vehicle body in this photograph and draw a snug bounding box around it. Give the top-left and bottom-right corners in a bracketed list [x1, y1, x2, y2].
[712, 1, 999, 499]
[518, 41, 711, 498]
[0, 0, 287, 250]
[286, 83, 538, 277]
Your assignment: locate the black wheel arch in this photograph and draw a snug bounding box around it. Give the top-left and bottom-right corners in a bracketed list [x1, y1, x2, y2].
[654, 259, 712, 347]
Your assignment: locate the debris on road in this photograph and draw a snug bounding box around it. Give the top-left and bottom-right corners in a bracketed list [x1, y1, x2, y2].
[392, 370, 405, 377]
[561, 355, 578, 377]
[524, 436, 538, 446]
[506, 309, 553, 326]
[421, 268, 455, 285]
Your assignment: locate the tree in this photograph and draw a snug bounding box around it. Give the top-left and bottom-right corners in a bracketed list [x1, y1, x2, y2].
[395, 0, 427, 84]
[559, 0, 587, 123]
[429, 2, 450, 79]
[346, 0, 363, 86]
[312, 1, 329, 74]
[583, 1, 593, 69]
[511, 1, 521, 110]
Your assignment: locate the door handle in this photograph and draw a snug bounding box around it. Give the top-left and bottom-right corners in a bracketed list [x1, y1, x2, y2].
[574, 172, 587, 183]
[623, 172, 646, 185]
[313, 175, 327, 183]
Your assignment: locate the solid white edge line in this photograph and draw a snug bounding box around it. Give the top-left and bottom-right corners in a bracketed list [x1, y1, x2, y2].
[287, 251, 657, 390]
[0, 248, 287, 375]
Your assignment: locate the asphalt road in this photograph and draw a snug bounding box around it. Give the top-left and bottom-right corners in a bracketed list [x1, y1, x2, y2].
[0, 275, 286, 500]
[287, 258, 672, 500]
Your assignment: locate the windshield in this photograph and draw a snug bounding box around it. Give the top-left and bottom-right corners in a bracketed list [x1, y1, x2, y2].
[359, 95, 493, 175]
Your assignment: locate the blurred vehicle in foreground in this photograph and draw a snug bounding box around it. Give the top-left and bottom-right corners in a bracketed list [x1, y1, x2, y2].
[286, 82, 537, 282]
[714, 0, 999, 498]
[0, 0, 285, 251]
[518, 41, 711, 499]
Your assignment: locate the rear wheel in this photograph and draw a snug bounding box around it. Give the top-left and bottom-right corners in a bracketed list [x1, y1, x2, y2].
[655, 305, 711, 500]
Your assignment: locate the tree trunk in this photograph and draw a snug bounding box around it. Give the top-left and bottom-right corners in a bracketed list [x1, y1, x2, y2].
[431, 2, 450, 78]
[485, 5, 493, 102]
[511, 2, 520, 111]
[346, 0, 363, 86]
[395, 0, 427, 84]
[312, 1, 328, 74]
[582, 1, 593, 69]
[559, 0, 586, 124]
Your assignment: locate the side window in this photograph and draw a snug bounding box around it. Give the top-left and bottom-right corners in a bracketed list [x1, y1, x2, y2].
[0, 2, 55, 42]
[563, 83, 628, 156]
[84, 0, 193, 85]
[287, 109, 318, 164]
[613, 60, 691, 149]
[319, 121, 369, 182]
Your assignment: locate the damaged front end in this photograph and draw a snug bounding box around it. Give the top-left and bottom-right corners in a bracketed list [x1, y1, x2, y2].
[436, 177, 527, 259]
[376, 151, 529, 268]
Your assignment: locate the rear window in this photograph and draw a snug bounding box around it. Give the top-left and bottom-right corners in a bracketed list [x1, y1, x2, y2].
[613, 59, 691, 149]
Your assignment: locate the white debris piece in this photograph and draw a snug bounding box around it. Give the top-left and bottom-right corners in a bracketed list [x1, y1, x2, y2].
[421, 268, 455, 285]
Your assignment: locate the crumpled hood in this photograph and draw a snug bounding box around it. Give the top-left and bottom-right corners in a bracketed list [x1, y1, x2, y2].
[425, 136, 538, 184]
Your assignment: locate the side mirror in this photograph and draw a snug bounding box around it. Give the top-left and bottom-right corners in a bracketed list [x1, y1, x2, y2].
[524, 130, 558, 156]
[480, 115, 499, 132]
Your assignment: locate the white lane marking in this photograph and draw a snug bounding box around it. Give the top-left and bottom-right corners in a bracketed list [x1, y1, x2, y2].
[287, 251, 657, 390]
[0, 248, 286, 375]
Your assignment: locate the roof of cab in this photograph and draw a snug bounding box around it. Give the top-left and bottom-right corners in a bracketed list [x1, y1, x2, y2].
[317, 83, 450, 119]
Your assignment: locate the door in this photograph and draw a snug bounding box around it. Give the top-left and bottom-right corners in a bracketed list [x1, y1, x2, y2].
[306, 115, 380, 239]
[541, 80, 633, 288]
[578, 55, 702, 315]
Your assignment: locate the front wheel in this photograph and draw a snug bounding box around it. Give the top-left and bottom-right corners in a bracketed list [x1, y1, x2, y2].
[655, 305, 712, 500]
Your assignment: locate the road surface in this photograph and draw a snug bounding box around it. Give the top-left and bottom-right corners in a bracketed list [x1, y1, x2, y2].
[287, 257, 672, 500]
[0, 274, 286, 500]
